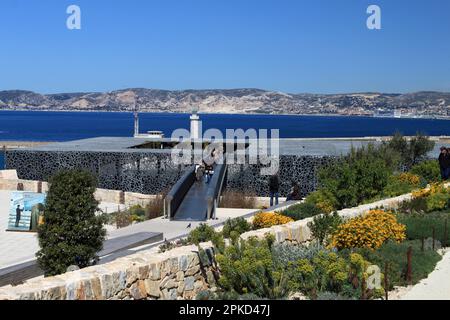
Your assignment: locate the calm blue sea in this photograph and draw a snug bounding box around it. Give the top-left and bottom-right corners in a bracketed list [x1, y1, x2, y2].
[1, 111, 450, 168]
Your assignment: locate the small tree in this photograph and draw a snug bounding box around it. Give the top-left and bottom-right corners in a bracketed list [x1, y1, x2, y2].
[36, 170, 106, 276]
[384, 132, 435, 169]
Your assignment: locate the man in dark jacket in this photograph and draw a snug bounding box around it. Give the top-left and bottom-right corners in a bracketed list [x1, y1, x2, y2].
[443, 148, 450, 180]
[269, 175, 279, 207]
[439, 147, 449, 180]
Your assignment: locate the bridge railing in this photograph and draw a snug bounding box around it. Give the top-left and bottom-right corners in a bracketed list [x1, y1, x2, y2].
[164, 166, 196, 220]
[206, 161, 227, 219]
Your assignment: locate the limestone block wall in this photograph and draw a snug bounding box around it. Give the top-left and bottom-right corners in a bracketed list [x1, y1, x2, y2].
[94, 188, 158, 206]
[0, 172, 158, 207]
[0, 178, 49, 193]
[0, 243, 216, 300]
[240, 192, 416, 244]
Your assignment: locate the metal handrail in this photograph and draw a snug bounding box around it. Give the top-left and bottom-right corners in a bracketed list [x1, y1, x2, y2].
[165, 166, 196, 219]
[206, 161, 227, 219]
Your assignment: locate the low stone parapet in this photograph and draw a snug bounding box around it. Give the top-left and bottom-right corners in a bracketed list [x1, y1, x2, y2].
[0, 243, 216, 300]
[239, 191, 418, 244]
[0, 170, 158, 207]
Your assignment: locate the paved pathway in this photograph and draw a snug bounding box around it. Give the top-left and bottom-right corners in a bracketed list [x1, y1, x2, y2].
[400, 249, 450, 300]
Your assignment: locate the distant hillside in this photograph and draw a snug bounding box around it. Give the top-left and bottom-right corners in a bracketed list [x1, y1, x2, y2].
[0, 88, 449, 117]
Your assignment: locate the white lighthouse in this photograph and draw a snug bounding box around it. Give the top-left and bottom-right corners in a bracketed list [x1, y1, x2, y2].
[190, 108, 202, 140]
[134, 111, 139, 137]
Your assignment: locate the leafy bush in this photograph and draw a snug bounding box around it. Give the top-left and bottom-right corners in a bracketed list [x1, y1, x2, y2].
[352, 240, 441, 288]
[383, 132, 435, 170]
[131, 214, 145, 223]
[37, 170, 106, 276]
[272, 242, 326, 268]
[316, 133, 435, 210]
[307, 212, 343, 245]
[286, 250, 382, 299]
[252, 212, 293, 229]
[304, 190, 337, 214]
[318, 144, 392, 209]
[222, 217, 251, 238]
[331, 210, 406, 250]
[411, 183, 450, 212]
[426, 190, 450, 212]
[216, 236, 288, 299]
[187, 223, 217, 245]
[382, 173, 421, 197]
[281, 202, 323, 221]
[410, 160, 442, 184]
[129, 205, 145, 217]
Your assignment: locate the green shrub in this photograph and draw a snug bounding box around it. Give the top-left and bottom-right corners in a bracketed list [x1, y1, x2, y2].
[222, 217, 251, 238]
[398, 212, 450, 245]
[282, 202, 323, 221]
[36, 170, 106, 276]
[382, 173, 420, 198]
[316, 133, 435, 209]
[187, 223, 217, 245]
[129, 205, 145, 217]
[272, 243, 325, 268]
[383, 132, 435, 170]
[410, 160, 442, 184]
[216, 236, 288, 299]
[304, 189, 338, 213]
[426, 191, 450, 212]
[286, 250, 380, 299]
[318, 144, 392, 209]
[308, 212, 343, 245]
[352, 240, 441, 289]
[131, 214, 145, 223]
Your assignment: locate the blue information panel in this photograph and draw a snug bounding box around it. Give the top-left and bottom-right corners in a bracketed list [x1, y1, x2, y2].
[8, 192, 46, 232]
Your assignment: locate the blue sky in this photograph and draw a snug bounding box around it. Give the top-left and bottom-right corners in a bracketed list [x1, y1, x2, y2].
[0, 0, 449, 94]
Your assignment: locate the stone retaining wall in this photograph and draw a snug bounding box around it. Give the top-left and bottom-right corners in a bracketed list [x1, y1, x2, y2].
[0, 172, 158, 207]
[0, 243, 216, 300]
[240, 193, 415, 244]
[0, 178, 49, 193]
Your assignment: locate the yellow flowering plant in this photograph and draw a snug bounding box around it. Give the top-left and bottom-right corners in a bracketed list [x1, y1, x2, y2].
[252, 212, 294, 229]
[331, 210, 406, 250]
[411, 183, 450, 212]
[396, 172, 420, 186]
